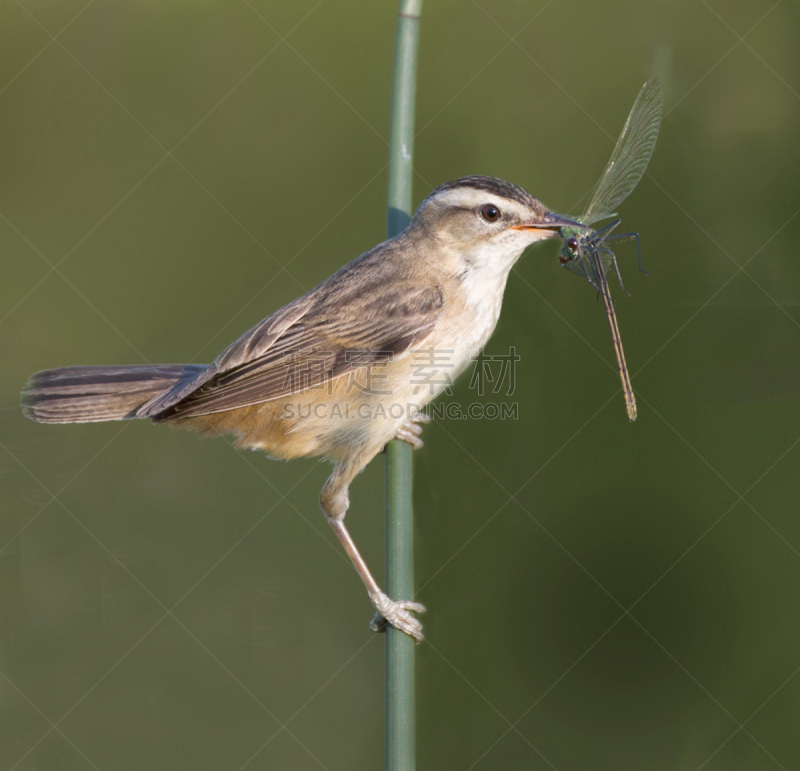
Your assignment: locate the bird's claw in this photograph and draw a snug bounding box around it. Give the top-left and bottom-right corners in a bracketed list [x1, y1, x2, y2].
[394, 411, 431, 451]
[369, 592, 426, 642]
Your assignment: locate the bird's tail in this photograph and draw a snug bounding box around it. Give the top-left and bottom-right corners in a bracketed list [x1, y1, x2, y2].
[21, 364, 206, 424]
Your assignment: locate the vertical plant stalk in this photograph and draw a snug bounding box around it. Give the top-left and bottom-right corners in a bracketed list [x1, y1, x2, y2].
[386, 2, 422, 771]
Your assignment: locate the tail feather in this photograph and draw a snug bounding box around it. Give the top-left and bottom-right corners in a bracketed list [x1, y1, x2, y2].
[22, 364, 206, 424]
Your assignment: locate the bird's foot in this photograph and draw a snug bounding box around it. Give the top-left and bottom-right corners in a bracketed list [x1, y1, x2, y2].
[394, 410, 431, 450]
[369, 591, 426, 642]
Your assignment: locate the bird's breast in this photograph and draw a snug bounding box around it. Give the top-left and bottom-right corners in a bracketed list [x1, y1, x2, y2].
[415, 267, 509, 394]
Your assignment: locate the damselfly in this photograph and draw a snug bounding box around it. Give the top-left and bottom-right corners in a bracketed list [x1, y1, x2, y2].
[558, 78, 664, 421]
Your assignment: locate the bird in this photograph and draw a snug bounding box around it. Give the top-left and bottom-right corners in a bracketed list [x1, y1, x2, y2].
[21, 175, 577, 642]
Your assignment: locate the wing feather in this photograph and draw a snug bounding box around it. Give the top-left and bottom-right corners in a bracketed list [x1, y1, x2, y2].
[137, 257, 443, 420]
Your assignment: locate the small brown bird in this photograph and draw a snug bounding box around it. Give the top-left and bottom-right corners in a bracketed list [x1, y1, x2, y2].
[21, 176, 576, 641]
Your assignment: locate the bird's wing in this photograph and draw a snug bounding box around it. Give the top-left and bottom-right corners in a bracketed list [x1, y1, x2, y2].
[138, 267, 443, 420]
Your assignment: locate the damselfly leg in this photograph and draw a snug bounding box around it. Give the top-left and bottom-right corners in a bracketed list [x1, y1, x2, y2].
[605, 231, 648, 276]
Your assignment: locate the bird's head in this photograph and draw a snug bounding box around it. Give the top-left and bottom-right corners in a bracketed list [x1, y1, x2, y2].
[410, 176, 577, 274]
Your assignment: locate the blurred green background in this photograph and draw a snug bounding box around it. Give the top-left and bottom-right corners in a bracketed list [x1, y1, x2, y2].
[2, 0, 799, 768]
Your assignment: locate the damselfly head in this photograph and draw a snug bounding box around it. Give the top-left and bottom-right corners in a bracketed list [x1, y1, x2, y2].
[559, 236, 579, 264]
[556, 224, 585, 264]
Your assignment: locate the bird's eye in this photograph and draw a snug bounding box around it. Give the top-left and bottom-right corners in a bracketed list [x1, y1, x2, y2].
[567, 237, 579, 251]
[479, 203, 501, 223]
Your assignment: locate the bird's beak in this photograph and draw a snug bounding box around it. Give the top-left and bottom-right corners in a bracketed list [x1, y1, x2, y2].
[513, 212, 581, 236]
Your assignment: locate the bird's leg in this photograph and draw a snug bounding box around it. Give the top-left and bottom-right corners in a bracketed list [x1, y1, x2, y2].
[393, 409, 431, 451]
[320, 459, 425, 642]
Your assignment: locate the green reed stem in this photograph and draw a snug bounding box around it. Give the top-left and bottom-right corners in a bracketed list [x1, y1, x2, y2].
[386, 2, 422, 771]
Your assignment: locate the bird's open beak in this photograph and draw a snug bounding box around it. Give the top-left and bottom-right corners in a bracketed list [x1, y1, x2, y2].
[513, 212, 581, 235]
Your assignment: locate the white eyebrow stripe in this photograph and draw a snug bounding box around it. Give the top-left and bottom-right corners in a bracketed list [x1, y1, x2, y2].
[426, 188, 532, 218]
